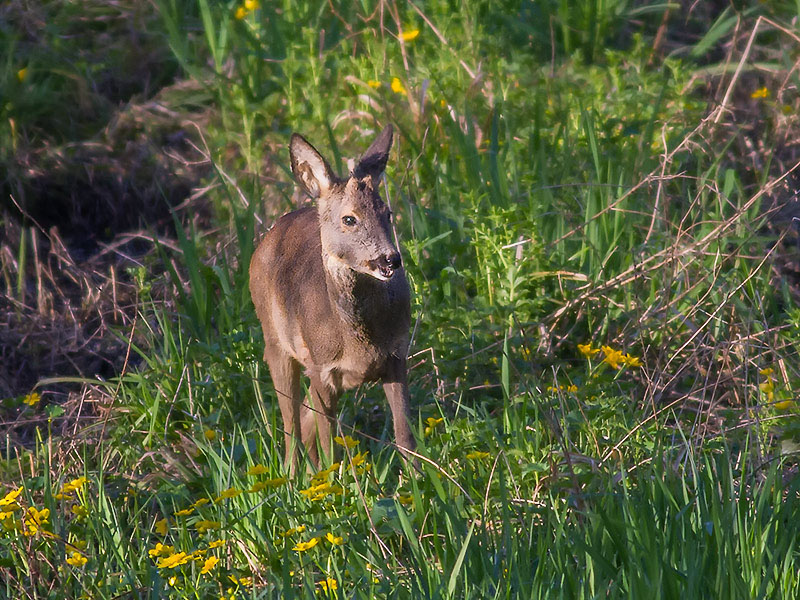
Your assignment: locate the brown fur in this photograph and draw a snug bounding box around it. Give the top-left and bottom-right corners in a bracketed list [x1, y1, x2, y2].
[249, 126, 414, 469]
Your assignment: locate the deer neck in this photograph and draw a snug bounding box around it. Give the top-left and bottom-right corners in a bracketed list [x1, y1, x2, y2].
[322, 252, 385, 336]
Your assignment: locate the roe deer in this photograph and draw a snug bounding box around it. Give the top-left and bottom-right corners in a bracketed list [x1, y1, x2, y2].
[249, 125, 415, 470]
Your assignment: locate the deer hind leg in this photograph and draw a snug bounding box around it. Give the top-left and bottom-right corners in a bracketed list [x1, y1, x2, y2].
[263, 346, 302, 472]
[300, 373, 340, 468]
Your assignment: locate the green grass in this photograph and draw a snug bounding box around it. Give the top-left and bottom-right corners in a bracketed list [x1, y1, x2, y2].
[2, 0, 800, 598]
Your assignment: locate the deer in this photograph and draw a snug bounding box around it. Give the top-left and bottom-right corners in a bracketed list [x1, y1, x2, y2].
[249, 125, 415, 471]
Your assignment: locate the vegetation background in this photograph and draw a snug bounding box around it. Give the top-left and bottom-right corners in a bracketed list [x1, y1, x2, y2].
[2, 0, 800, 597]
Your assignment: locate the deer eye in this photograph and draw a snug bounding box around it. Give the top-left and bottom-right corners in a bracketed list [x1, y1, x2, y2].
[342, 215, 357, 227]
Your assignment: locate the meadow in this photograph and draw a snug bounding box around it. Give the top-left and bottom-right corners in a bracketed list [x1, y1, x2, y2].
[2, 0, 800, 598]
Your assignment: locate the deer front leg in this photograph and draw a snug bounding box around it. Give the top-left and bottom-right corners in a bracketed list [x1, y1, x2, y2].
[264, 349, 302, 473]
[383, 355, 416, 456]
[302, 374, 340, 468]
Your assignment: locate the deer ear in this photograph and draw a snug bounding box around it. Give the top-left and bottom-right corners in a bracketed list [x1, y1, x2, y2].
[289, 134, 336, 198]
[353, 124, 393, 182]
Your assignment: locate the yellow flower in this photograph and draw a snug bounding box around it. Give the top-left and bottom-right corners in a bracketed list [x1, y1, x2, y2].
[391, 77, 407, 95]
[400, 29, 420, 42]
[192, 498, 210, 508]
[23, 506, 49, 536]
[174, 507, 194, 517]
[397, 493, 413, 505]
[577, 343, 600, 358]
[215, 487, 242, 502]
[775, 400, 796, 411]
[601, 346, 625, 369]
[424, 416, 444, 436]
[208, 539, 226, 549]
[318, 577, 338, 592]
[244, 0, 260, 9]
[367, 80, 381, 88]
[246, 464, 269, 476]
[325, 531, 345, 545]
[148, 543, 174, 558]
[350, 451, 369, 467]
[234, 6, 247, 19]
[167, 575, 179, 587]
[155, 518, 169, 535]
[57, 477, 87, 499]
[282, 524, 306, 537]
[334, 435, 359, 449]
[66, 551, 87, 567]
[0, 487, 23, 512]
[760, 379, 775, 402]
[751, 87, 770, 99]
[201, 556, 219, 575]
[248, 481, 267, 493]
[265, 476, 287, 488]
[22, 392, 40, 406]
[195, 520, 221, 533]
[158, 552, 191, 569]
[71, 504, 88, 518]
[203, 429, 217, 442]
[759, 367, 774, 377]
[622, 354, 642, 368]
[17, 67, 28, 82]
[465, 451, 490, 460]
[292, 537, 319, 552]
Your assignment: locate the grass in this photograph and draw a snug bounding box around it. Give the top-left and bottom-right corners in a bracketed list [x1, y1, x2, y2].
[2, 0, 800, 598]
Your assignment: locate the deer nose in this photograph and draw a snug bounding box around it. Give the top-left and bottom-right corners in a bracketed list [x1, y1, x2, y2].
[382, 252, 402, 270]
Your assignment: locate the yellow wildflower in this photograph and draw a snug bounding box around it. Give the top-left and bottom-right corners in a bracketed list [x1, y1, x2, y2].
[351, 451, 369, 467]
[244, 0, 260, 9]
[397, 493, 413, 505]
[66, 551, 87, 567]
[191, 548, 207, 559]
[57, 477, 87, 499]
[601, 346, 625, 369]
[622, 354, 642, 368]
[167, 576, 179, 587]
[234, 6, 247, 19]
[391, 77, 407, 95]
[23, 506, 49, 536]
[759, 367, 774, 377]
[282, 525, 306, 537]
[775, 400, 796, 411]
[155, 518, 169, 535]
[248, 481, 267, 493]
[293, 537, 320, 552]
[195, 519, 221, 533]
[215, 487, 242, 502]
[192, 498, 210, 508]
[71, 504, 88, 518]
[0, 487, 23, 513]
[246, 464, 269, 476]
[325, 531, 345, 545]
[760, 379, 775, 402]
[577, 343, 600, 358]
[22, 392, 40, 406]
[424, 416, 444, 436]
[465, 451, 490, 460]
[400, 29, 420, 42]
[174, 507, 194, 517]
[751, 87, 769, 99]
[208, 539, 226, 549]
[265, 476, 288, 488]
[158, 552, 191, 569]
[148, 543, 175, 558]
[334, 435, 359, 449]
[318, 577, 338, 592]
[367, 80, 381, 88]
[203, 429, 217, 442]
[17, 68, 28, 82]
[201, 556, 219, 575]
